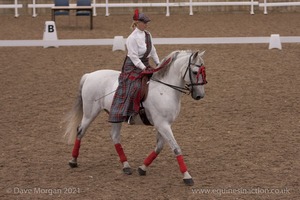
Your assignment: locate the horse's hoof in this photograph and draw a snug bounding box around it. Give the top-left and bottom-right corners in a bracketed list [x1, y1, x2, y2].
[69, 161, 78, 168]
[183, 178, 194, 186]
[123, 167, 133, 175]
[138, 167, 146, 176]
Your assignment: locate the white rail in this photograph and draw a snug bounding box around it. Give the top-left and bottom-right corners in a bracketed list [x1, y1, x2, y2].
[27, 0, 259, 17]
[260, 0, 300, 14]
[99, 0, 258, 16]
[4, 0, 300, 17]
[0, 0, 23, 17]
[28, 0, 97, 17]
[0, 36, 299, 47]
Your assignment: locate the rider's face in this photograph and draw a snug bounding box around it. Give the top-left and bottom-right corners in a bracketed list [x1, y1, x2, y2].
[137, 21, 148, 31]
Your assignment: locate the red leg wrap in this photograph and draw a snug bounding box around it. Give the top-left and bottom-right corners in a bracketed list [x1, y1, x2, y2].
[176, 155, 187, 173]
[72, 138, 81, 158]
[115, 143, 127, 163]
[144, 151, 158, 166]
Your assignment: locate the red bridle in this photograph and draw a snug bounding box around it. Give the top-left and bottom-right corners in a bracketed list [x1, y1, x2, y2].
[184, 53, 208, 87]
[196, 65, 207, 85]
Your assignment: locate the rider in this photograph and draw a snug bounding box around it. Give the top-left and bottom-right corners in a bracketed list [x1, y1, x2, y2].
[108, 9, 160, 124]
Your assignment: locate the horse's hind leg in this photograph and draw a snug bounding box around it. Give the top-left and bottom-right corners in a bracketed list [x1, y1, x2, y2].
[138, 132, 164, 176]
[110, 123, 132, 175]
[69, 114, 98, 168]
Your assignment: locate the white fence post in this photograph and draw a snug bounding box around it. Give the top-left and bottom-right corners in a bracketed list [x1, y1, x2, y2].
[166, 0, 170, 16]
[264, 0, 268, 14]
[189, 0, 193, 15]
[105, 0, 109, 16]
[14, 0, 19, 17]
[93, 0, 97, 16]
[250, 0, 254, 15]
[32, 0, 37, 17]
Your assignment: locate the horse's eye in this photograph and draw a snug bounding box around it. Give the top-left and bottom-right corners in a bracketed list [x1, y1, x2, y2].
[192, 71, 197, 75]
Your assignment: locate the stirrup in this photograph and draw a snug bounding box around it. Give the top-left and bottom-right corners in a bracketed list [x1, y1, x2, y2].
[127, 115, 135, 125]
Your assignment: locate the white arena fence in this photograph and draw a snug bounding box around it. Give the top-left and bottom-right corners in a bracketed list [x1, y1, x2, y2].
[260, 0, 300, 14]
[0, 0, 300, 17]
[0, 0, 22, 17]
[27, 0, 259, 17]
[0, 36, 299, 47]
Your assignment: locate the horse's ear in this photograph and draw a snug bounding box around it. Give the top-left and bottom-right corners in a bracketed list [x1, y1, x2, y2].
[193, 50, 205, 59]
[192, 51, 199, 59]
[198, 50, 205, 57]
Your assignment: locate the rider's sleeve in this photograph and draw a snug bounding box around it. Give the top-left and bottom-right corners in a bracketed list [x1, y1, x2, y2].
[149, 33, 160, 66]
[150, 45, 160, 66]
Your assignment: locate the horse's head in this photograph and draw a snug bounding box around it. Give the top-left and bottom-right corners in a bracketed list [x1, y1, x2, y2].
[183, 51, 207, 100]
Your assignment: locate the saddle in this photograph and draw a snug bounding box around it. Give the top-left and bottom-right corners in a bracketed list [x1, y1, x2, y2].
[133, 56, 174, 126]
[140, 71, 152, 101]
[138, 70, 153, 126]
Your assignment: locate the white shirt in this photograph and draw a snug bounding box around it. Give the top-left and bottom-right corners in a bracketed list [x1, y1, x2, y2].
[126, 28, 160, 70]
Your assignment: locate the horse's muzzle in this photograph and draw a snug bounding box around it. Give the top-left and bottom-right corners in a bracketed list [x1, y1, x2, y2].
[192, 89, 205, 100]
[195, 95, 205, 100]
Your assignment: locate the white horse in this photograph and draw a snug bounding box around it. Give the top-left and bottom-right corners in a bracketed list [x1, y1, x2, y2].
[64, 50, 207, 186]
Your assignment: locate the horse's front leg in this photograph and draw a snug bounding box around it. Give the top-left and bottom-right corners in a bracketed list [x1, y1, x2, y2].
[138, 132, 164, 176]
[157, 124, 194, 186]
[110, 123, 132, 175]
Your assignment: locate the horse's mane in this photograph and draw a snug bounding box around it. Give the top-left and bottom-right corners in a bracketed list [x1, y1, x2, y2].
[154, 50, 193, 79]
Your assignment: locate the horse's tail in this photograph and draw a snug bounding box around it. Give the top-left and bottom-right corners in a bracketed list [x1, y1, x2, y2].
[63, 74, 88, 145]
